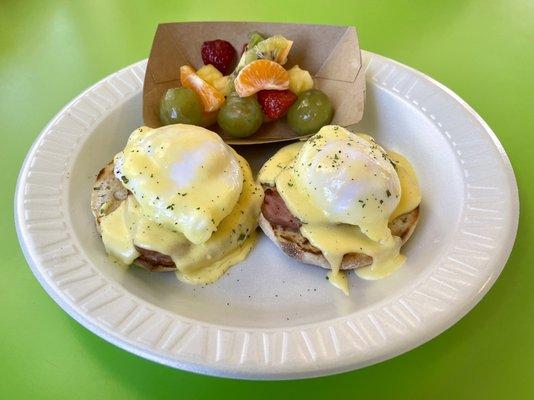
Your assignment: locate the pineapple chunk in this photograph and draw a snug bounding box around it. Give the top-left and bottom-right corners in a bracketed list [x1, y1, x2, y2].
[288, 65, 314, 95]
[196, 64, 223, 86]
[212, 75, 233, 97]
[197, 65, 232, 97]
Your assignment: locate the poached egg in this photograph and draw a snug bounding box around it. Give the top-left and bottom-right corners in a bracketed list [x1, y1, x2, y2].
[99, 124, 263, 284]
[114, 124, 243, 244]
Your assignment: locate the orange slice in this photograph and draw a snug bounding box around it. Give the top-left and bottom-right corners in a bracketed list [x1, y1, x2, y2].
[234, 59, 289, 97]
[180, 65, 225, 112]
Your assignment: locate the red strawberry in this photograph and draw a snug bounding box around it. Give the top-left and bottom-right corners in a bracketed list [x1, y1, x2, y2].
[257, 90, 297, 120]
[201, 40, 237, 75]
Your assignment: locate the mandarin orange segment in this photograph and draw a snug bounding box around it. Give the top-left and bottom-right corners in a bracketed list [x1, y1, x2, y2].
[179, 65, 225, 112]
[234, 59, 289, 97]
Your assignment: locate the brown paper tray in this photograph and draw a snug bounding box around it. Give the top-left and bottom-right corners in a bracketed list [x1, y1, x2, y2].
[143, 21, 365, 144]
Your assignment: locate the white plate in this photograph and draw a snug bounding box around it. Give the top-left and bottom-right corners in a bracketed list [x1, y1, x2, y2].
[15, 51, 519, 380]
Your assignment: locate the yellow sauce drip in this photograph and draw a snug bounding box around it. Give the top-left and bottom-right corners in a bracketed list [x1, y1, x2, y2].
[327, 270, 349, 296]
[176, 231, 257, 284]
[300, 223, 404, 293]
[100, 197, 140, 264]
[258, 142, 303, 186]
[388, 151, 422, 221]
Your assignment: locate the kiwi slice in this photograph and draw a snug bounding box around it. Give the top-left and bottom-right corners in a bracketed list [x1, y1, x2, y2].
[234, 34, 293, 72]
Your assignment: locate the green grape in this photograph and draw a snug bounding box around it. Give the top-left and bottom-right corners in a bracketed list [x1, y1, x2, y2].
[159, 87, 202, 126]
[217, 93, 263, 137]
[287, 89, 334, 135]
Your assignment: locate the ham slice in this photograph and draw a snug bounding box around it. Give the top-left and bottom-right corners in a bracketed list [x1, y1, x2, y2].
[261, 188, 301, 231]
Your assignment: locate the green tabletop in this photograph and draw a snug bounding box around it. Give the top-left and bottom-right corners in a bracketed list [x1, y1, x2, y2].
[2, 0, 532, 398]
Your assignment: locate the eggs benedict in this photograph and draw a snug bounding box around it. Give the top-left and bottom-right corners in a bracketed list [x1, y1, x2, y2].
[91, 124, 263, 284]
[258, 125, 421, 294]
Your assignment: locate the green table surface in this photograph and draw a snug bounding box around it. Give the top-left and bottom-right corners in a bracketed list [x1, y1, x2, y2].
[2, 0, 533, 398]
